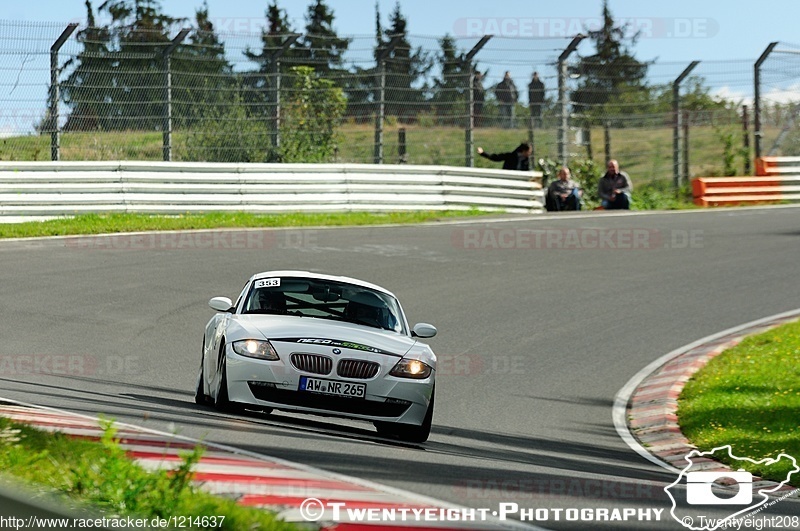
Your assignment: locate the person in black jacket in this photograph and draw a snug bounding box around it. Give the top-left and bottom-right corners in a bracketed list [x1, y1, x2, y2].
[476, 142, 532, 171]
[494, 72, 519, 129]
[528, 72, 545, 128]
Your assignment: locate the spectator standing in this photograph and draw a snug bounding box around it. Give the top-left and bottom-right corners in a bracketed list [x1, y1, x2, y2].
[546, 167, 582, 211]
[598, 159, 633, 209]
[473, 71, 485, 127]
[476, 142, 531, 171]
[528, 72, 545, 128]
[495, 71, 519, 129]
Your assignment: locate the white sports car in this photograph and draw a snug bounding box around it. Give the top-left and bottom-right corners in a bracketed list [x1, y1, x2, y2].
[195, 270, 437, 442]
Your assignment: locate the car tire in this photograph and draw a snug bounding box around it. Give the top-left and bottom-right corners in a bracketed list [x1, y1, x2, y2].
[194, 339, 207, 405]
[375, 390, 434, 443]
[214, 341, 236, 412]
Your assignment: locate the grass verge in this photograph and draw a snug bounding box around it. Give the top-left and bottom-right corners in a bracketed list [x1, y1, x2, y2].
[678, 319, 800, 483]
[0, 416, 297, 530]
[0, 210, 491, 239]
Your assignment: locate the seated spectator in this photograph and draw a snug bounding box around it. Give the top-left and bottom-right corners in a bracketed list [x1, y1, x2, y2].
[598, 159, 632, 210]
[546, 166, 582, 211]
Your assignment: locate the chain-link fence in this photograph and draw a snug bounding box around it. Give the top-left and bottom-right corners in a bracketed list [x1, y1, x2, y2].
[1, 20, 798, 185]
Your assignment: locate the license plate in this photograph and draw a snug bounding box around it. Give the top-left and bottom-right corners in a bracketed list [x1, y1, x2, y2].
[299, 376, 366, 398]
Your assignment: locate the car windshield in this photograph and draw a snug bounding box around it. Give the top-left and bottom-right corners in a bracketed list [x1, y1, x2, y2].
[242, 277, 406, 334]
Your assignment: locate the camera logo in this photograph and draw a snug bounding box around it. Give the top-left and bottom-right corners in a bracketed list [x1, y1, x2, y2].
[686, 470, 752, 505]
[664, 445, 798, 530]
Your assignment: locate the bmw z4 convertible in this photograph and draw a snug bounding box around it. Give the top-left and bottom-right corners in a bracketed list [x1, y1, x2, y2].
[195, 270, 437, 442]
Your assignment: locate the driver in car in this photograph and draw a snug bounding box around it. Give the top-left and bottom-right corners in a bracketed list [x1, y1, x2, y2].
[256, 290, 287, 314]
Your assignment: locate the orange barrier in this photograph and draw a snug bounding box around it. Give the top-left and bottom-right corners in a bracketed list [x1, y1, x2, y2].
[692, 157, 800, 207]
[756, 156, 800, 176]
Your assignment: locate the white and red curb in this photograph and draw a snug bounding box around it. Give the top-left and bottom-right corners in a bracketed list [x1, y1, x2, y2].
[0, 398, 538, 531]
[614, 309, 800, 496]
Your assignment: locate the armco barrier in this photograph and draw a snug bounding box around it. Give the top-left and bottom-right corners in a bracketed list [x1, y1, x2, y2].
[692, 156, 800, 206]
[0, 162, 544, 219]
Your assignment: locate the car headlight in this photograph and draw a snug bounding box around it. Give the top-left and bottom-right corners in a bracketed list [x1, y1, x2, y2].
[232, 339, 279, 361]
[389, 358, 432, 379]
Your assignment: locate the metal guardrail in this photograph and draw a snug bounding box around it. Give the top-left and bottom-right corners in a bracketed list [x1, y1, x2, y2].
[0, 162, 544, 218]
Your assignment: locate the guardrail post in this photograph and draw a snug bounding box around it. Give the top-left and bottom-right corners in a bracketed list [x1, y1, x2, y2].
[162, 28, 190, 162]
[374, 35, 402, 164]
[268, 34, 301, 152]
[49, 23, 78, 161]
[463, 35, 491, 167]
[672, 61, 700, 188]
[754, 42, 778, 161]
[557, 35, 584, 165]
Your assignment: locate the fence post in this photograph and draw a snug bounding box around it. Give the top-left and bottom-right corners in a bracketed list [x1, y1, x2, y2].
[682, 110, 690, 184]
[557, 35, 584, 165]
[49, 23, 78, 162]
[463, 35, 491, 167]
[374, 35, 402, 164]
[754, 42, 778, 161]
[742, 105, 751, 174]
[398, 127, 407, 163]
[672, 61, 700, 188]
[161, 28, 190, 162]
[269, 34, 301, 153]
[604, 121, 611, 164]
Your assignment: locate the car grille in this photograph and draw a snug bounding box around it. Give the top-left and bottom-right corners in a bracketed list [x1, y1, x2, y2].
[337, 359, 380, 379]
[291, 353, 332, 375]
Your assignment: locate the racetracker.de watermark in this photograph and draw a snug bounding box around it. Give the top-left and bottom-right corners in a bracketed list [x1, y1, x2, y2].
[451, 228, 703, 250]
[453, 477, 660, 501]
[453, 17, 719, 39]
[0, 354, 139, 377]
[64, 229, 317, 251]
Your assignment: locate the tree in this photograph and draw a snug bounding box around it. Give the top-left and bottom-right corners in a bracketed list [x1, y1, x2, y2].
[430, 34, 469, 125]
[295, 0, 351, 76]
[62, 0, 185, 131]
[244, 1, 296, 74]
[62, 0, 114, 131]
[173, 1, 232, 129]
[280, 66, 346, 162]
[242, 1, 297, 125]
[99, 0, 184, 129]
[570, 0, 650, 123]
[382, 2, 431, 122]
[340, 1, 381, 121]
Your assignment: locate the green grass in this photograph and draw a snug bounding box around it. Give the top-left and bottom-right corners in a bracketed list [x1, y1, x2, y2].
[0, 210, 490, 239]
[678, 320, 800, 483]
[0, 122, 780, 185]
[0, 417, 297, 530]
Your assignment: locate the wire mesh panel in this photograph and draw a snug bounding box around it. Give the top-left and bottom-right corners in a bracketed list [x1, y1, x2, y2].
[0, 17, 794, 186]
[760, 41, 800, 156]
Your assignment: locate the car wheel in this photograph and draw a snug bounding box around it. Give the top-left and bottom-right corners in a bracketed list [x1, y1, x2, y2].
[194, 339, 207, 405]
[214, 341, 236, 412]
[375, 390, 434, 443]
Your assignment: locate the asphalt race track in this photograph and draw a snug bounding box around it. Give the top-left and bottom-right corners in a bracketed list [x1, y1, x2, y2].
[2, 206, 800, 530]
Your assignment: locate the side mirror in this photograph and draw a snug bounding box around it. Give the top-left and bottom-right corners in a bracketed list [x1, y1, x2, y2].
[209, 296, 233, 312]
[411, 323, 437, 338]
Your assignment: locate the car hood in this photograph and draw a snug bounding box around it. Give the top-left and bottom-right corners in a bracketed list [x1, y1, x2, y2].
[230, 314, 417, 357]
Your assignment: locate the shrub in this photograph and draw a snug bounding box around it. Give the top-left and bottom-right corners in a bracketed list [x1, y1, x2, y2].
[185, 91, 271, 163]
[280, 66, 346, 163]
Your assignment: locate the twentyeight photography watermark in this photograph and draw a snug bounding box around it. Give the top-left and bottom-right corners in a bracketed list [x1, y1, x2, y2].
[664, 445, 800, 530]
